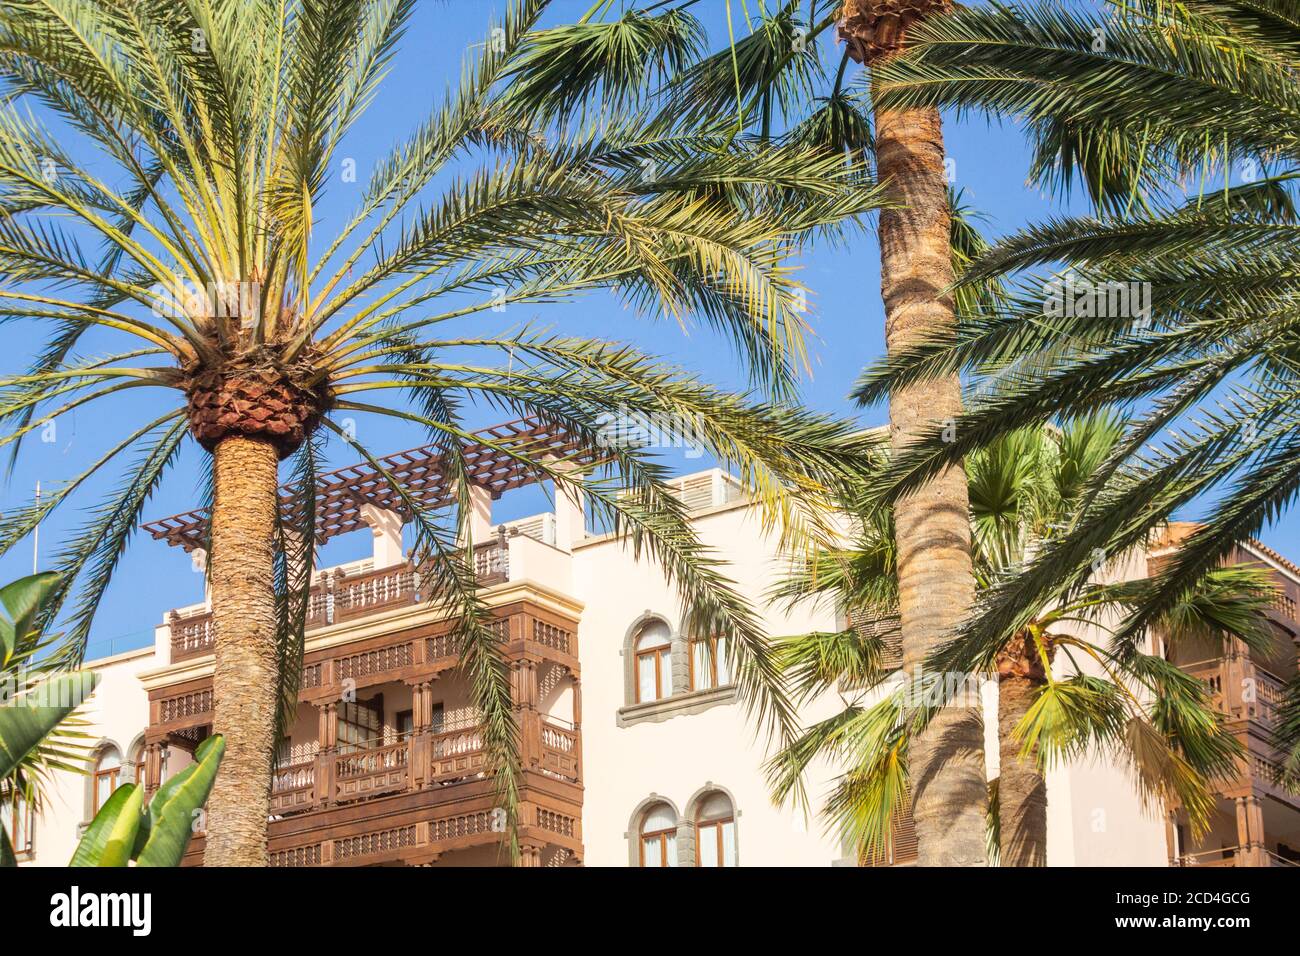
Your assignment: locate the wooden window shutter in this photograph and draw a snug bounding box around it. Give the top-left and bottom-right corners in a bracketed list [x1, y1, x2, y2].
[860, 803, 919, 867]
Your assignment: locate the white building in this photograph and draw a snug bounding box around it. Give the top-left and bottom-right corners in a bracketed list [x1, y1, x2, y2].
[13, 420, 1300, 867]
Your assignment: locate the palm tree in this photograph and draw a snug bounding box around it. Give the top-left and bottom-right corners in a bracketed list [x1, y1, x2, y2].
[0, 1, 883, 864]
[834, 0, 987, 865]
[849, 0, 1300, 785]
[770, 417, 1281, 865]
[653, 0, 989, 866]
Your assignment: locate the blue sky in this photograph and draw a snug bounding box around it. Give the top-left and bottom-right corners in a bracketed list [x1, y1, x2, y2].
[1, 1, 1293, 657]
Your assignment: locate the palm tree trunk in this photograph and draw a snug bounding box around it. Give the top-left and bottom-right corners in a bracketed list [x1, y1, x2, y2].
[875, 99, 987, 866]
[997, 674, 1048, 866]
[203, 435, 280, 867]
[835, 0, 991, 863]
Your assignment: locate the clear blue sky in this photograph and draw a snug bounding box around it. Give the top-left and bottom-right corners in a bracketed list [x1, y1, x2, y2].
[2, 1, 1293, 657]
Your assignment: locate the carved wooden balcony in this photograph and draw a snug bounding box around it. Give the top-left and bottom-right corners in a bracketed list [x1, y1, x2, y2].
[183, 717, 581, 867]
[1182, 653, 1299, 808]
[168, 541, 510, 664]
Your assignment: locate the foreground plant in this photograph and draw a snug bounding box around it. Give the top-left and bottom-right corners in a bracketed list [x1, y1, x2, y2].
[0, 1, 881, 863]
[70, 735, 224, 867]
[0, 572, 94, 866]
[771, 418, 1280, 865]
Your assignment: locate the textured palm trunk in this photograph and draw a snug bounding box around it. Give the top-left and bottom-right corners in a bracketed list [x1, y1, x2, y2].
[876, 100, 988, 867]
[997, 674, 1048, 866]
[841, 0, 988, 866]
[203, 435, 280, 867]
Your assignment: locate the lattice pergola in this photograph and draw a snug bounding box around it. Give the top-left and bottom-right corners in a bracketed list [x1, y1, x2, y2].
[142, 417, 602, 553]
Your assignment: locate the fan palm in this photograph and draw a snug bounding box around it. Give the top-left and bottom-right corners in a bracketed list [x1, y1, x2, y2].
[770, 416, 1281, 866]
[0, 0, 884, 864]
[847, 0, 1300, 786]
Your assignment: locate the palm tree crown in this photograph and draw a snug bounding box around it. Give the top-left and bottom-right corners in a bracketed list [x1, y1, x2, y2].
[0, 0, 884, 861]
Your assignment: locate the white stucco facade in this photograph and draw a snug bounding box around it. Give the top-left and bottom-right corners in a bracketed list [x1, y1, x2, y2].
[15, 468, 1298, 867]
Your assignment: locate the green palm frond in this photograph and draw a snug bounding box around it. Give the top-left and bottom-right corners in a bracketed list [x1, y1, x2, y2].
[776, 626, 893, 702]
[851, 0, 1300, 678]
[498, 6, 705, 122]
[0, 0, 884, 858]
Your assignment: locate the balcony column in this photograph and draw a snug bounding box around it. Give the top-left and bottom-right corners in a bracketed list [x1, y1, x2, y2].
[1223, 638, 1250, 720]
[189, 547, 211, 608]
[510, 659, 539, 709]
[280, 521, 316, 580]
[463, 482, 494, 545]
[519, 842, 544, 867]
[510, 660, 543, 769]
[359, 503, 405, 569]
[407, 679, 436, 789]
[144, 742, 166, 797]
[548, 460, 586, 553]
[1242, 793, 1268, 866]
[314, 702, 338, 807]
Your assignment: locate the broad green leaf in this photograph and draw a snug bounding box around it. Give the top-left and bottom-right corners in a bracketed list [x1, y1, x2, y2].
[98, 784, 144, 867]
[69, 783, 139, 867]
[136, 735, 224, 867]
[0, 572, 60, 663]
[0, 671, 97, 777]
[131, 734, 225, 856]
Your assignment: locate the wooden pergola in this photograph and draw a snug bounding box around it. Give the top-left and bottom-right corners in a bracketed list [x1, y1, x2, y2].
[142, 417, 602, 553]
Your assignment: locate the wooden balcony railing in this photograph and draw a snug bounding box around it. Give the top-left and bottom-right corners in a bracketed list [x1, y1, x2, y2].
[168, 610, 213, 662]
[1184, 656, 1288, 728]
[539, 719, 580, 779]
[1182, 654, 1300, 808]
[335, 737, 410, 801]
[267, 718, 578, 817]
[1176, 845, 1300, 867]
[1175, 846, 1240, 867]
[169, 541, 511, 663]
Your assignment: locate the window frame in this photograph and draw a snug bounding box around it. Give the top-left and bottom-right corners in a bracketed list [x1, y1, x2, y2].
[92, 751, 121, 815]
[633, 628, 673, 703]
[695, 815, 736, 867]
[689, 635, 730, 691]
[639, 826, 677, 867]
[6, 797, 33, 857]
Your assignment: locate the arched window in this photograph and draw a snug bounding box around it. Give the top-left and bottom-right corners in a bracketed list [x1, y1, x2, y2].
[6, 796, 33, 856]
[639, 802, 678, 867]
[634, 620, 673, 703]
[695, 792, 736, 867]
[92, 746, 122, 814]
[690, 635, 730, 691]
[128, 736, 147, 787]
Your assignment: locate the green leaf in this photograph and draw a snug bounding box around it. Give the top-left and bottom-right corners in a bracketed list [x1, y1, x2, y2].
[99, 784, 144, 867]
[135, 734, 224, 867]
[69, 782, 140, 867]
[0, 671, 97, 777]
[0, 571, 60, 662]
